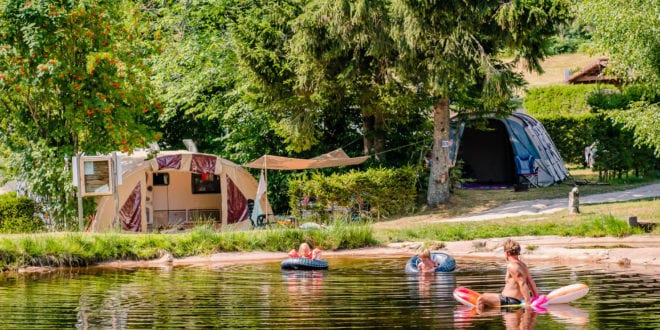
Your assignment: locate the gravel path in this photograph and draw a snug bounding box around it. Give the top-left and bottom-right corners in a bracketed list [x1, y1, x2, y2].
[436, 183, 660, 223]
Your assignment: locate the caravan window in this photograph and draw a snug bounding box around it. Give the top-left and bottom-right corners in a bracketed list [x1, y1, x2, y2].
[191, 173, 221, 194]
[153, 173, 169, 186]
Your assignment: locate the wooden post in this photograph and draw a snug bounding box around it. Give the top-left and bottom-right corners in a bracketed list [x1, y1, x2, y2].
[568, 186, 580, 214]
[74, 152, 84, 231]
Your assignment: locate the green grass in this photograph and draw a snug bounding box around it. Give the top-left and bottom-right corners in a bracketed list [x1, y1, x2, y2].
[0, 167, 656, 271]
[374, 214, 645, 243]
[0, 220, 377, 270]
[0, 211, 649, 271]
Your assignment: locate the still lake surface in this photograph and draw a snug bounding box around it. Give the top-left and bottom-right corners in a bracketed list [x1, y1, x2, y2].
[0, 257, 658, 329]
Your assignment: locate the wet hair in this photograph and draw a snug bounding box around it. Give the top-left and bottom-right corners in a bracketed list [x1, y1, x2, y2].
[504, 239, 521, 256]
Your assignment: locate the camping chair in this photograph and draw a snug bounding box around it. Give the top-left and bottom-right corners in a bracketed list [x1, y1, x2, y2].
[247, 199, 270, 228]
[514, 154, 539, 187]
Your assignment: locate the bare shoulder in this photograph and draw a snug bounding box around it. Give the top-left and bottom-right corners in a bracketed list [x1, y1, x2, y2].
[507, 260, 526, 276]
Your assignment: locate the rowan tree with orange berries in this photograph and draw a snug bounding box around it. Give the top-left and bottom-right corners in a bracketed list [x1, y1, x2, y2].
[0, 0, 162, 228]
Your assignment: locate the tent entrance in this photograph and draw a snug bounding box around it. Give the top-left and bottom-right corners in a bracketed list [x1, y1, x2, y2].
[457, 119, 515, 185]
[149, 171, 222, 230]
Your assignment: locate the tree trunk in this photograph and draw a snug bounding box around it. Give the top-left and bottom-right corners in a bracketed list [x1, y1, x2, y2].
[362, 115, 375, 156]
[427, 98, 451, 207]
[362, 114, 385, 162]
[372, 112, 386, 162]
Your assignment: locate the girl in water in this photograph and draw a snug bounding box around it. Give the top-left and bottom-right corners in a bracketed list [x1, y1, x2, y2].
[288, 242, 322, 260]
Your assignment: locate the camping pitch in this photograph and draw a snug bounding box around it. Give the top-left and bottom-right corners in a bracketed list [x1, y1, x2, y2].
[451, 112, 568, 188]
[92, 151, 269, 232]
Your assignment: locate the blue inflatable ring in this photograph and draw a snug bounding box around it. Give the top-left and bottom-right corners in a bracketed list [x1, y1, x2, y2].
[281, 257, 329, 270]
[405, 252, 456, 273]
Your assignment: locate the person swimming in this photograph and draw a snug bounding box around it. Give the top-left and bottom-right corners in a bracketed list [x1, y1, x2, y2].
[288, 242, 322, 260]
[417, 249, 438, 273]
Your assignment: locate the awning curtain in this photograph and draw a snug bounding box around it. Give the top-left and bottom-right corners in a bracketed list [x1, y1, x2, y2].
[244, 148, 369, 170]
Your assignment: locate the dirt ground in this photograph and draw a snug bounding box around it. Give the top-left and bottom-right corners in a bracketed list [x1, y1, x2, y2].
[92, 234, 660, 275]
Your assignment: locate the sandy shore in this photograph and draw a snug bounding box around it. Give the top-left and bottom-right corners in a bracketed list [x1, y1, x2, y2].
[93, 234, 660, 275]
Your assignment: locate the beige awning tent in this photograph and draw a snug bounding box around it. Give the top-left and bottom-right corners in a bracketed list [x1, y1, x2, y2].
[243, 149, 368, 222]
[244, 148, 369, 170]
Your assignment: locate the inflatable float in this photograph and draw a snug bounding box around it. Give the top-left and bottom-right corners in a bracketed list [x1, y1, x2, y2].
[405, 252, 456, 273]
[453, 283, 589, 308]
[281, 258, 329, 270]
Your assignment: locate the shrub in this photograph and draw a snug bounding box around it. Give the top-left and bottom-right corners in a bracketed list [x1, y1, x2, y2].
[527, 84, 658, 177]
[537, 114, 599, 164]
[288, 166, 418, 221]
[0, 193, 43, 233]
[524, 84, 617, 116]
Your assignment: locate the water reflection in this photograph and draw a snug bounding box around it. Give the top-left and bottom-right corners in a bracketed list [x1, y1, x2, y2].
[454, 304, 589, 329]
[503, 308, 538, 330]
[0, 258, 656, 329]
[283, 270, 325, 308]
[546, 304, 589, 327]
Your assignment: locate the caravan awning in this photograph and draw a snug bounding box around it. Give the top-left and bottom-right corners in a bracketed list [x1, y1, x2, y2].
[244, 148, 369, 170]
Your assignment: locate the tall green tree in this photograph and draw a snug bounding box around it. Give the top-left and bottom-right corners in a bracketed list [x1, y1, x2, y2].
[288, 0, 431, 161]
[578, 0, 660, 156]
[147, 0, 299, 162]
[144, 1, 242, 154]
[391, 0, 571, 206]
[0, 0, 160, 228]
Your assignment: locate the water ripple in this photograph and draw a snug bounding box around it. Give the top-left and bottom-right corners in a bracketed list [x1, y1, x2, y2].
[0, 257, 657, 329]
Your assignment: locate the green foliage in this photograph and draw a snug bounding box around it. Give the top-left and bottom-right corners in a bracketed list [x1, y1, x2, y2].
[577, 1, 660, 157]
[0, 192, 43, 233]
[288, 166, 418, 221]
[529, 84, 660, 164]
[587, 90, 631, 111]
[537, 114, 599, 164]
[0, 0, 161, 227]
[449, 160, 473, 190]
[538, 113, 656, 177]
[607, 102, 660, 157]
[0, 221, 377, 269]
[0, 0, 160, 153]
[286, 0, 432, 157]
[587, 85, 659, 172]
[589, 115, 657, 179]
[546, 21, 591, 55]
[378, 215, 643, 243]
[524, 85, 616, 116]
[144, 0, 248, 154]
[578, 0, 660, 84]
[391, 0, 571, 206]
[594, 84, 660, 157]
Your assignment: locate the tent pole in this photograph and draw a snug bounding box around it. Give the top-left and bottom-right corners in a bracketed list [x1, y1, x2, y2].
[263, 156, 270, 217]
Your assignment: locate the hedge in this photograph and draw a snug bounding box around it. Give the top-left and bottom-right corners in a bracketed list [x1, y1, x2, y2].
[524, 84, 618, 116]
[536, 114, 599, 164]
[0, 193, 43, 233]
[288, 166, 418, 222]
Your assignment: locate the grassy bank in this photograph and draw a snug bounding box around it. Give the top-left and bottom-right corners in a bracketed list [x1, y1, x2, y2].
[0, 222, 377, 271]
[1, 200, 656, 271]
[0, 175, 657, 271]
[375, 215, 645, 243]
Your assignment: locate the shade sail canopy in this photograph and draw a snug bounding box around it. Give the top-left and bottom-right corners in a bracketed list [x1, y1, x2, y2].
[244, 148, 369, 170]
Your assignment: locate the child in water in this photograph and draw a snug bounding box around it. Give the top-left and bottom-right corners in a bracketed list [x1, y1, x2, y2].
[288, 242, 322, 260]
[417, 249, 438, 273]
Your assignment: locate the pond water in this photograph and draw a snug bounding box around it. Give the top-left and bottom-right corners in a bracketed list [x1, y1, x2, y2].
[0, 257, 658, 329]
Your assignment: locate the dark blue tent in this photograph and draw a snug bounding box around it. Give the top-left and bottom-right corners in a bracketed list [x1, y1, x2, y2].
[450, 112, 568, 187]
